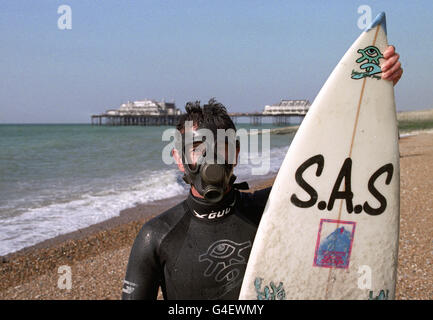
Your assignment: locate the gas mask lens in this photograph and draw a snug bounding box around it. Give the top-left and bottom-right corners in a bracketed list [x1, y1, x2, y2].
[185, 139, 235, 168]
[185, 141, 206, 171]
[181, 129, 239, 203]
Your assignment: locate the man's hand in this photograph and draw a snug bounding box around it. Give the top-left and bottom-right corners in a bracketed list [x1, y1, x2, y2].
[381, 45, 403, 86]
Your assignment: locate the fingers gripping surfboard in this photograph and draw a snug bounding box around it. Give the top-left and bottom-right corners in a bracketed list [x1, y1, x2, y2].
[239, 12, 400, 300]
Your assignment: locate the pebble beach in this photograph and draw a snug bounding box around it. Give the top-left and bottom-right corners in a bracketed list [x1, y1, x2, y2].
[0, 131, 432, 300]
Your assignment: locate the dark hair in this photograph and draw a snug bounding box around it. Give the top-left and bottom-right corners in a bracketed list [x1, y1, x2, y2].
[176, 98, 236, 133]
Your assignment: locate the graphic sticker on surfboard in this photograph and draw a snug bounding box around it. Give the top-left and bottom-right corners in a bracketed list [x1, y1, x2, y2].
[351, 45, 384, 80]
[239, 12, 400, 300]
[313, 219, 356, 269]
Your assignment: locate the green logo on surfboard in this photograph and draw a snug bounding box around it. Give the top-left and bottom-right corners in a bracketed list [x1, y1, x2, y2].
[351, 46, 384, 80]
[254, 277, 286, 300]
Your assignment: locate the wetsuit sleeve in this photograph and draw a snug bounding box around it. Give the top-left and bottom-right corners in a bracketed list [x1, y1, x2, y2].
[252, 186, 272, 205]
[237, 186, 272, 225]
[121, 222, 162, 300]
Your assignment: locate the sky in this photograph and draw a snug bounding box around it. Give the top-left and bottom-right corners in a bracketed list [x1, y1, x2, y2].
[0, 0, 432, 123]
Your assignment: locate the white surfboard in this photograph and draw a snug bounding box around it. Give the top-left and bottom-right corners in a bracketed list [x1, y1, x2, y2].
[239, 12, 400, 300]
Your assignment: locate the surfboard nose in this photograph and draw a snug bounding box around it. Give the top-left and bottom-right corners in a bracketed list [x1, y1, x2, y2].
[366, 11, 387, 35]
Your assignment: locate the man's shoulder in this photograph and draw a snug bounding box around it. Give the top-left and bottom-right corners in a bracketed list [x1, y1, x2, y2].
[137, 200, 188, 239]
[238, 186, 272, 207]
[125, 200, 188, 270]
[236, 186, 272, 224]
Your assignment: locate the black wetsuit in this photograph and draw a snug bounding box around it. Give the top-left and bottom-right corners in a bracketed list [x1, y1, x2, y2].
[122, 186, 271, 300]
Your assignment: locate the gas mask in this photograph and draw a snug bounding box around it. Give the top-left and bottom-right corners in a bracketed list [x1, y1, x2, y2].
[177, 123, 239, 203]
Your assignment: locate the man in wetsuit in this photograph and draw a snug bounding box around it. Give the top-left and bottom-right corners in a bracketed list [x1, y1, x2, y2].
[122, 45, 403, 300]
[122, 99, 270, 299]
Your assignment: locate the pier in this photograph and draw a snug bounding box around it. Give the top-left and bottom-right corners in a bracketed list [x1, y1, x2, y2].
[91, 99, 309, 126]
[228, 112, 306, 125]
[91, 114, 179, 126]
[91, 112, 306, 126]
[91, 99, 181, 126]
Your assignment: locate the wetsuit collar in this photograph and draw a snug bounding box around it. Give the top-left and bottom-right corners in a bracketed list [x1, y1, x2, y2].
[186, 188, 237, 221]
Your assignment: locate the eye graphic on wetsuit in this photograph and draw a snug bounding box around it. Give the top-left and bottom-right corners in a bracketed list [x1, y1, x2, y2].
[209, 243, 235, 259]
[224, 269, 239, 282]
[199, 239, 252, 291]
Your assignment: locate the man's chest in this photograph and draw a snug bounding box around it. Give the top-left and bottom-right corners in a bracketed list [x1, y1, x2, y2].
[161, 219, 256, 299]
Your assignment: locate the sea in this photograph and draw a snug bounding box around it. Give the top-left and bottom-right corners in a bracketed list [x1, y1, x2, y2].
[0, 122, 298, 256]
